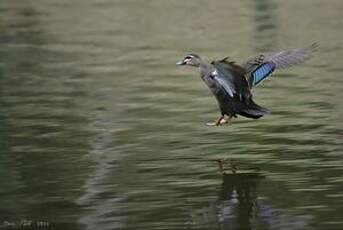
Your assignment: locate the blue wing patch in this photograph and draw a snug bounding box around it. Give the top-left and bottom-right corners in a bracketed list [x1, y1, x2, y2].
[251, 62, 276, 86]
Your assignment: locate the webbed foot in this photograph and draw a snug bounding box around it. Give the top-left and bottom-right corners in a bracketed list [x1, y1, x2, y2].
[206, 115, 232, 126]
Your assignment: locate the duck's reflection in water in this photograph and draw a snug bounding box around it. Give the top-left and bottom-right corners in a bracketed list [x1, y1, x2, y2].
[217, 172, 264, 229]
[190, 170, 313, 230]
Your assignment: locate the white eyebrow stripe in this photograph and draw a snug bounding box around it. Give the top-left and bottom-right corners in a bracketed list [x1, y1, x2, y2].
[186, 54, 196, 59]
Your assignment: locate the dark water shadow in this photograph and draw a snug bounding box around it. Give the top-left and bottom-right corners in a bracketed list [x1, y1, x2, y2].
[216, 172, 265, 229]
[190, 163, 314, 230]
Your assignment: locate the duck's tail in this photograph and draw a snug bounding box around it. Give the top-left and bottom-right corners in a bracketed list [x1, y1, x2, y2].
[238, 99, 269, 119]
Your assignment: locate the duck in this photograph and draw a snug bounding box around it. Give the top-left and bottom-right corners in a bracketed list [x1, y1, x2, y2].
[176, 44, 317, 126]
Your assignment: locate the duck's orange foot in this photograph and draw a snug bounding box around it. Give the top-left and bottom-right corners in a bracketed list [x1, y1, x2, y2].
[206, 115, 232, 126]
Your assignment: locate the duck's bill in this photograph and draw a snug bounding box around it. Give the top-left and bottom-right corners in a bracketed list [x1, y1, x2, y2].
[176, 60, 185, 65]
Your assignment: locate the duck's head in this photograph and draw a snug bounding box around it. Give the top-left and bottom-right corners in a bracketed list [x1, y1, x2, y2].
[176, 54, 202, 67]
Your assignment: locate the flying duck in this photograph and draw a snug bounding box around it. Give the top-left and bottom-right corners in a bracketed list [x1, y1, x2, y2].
[176, 44, 317, 126]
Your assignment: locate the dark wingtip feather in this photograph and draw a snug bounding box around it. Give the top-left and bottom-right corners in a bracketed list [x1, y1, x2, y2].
[310, 42, 319, 49]
[302, 43, 319, 60]
[307, 43, 319, 53]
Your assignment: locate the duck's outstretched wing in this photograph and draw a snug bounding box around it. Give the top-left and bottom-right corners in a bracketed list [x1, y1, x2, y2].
[243, 43, 318, 87]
